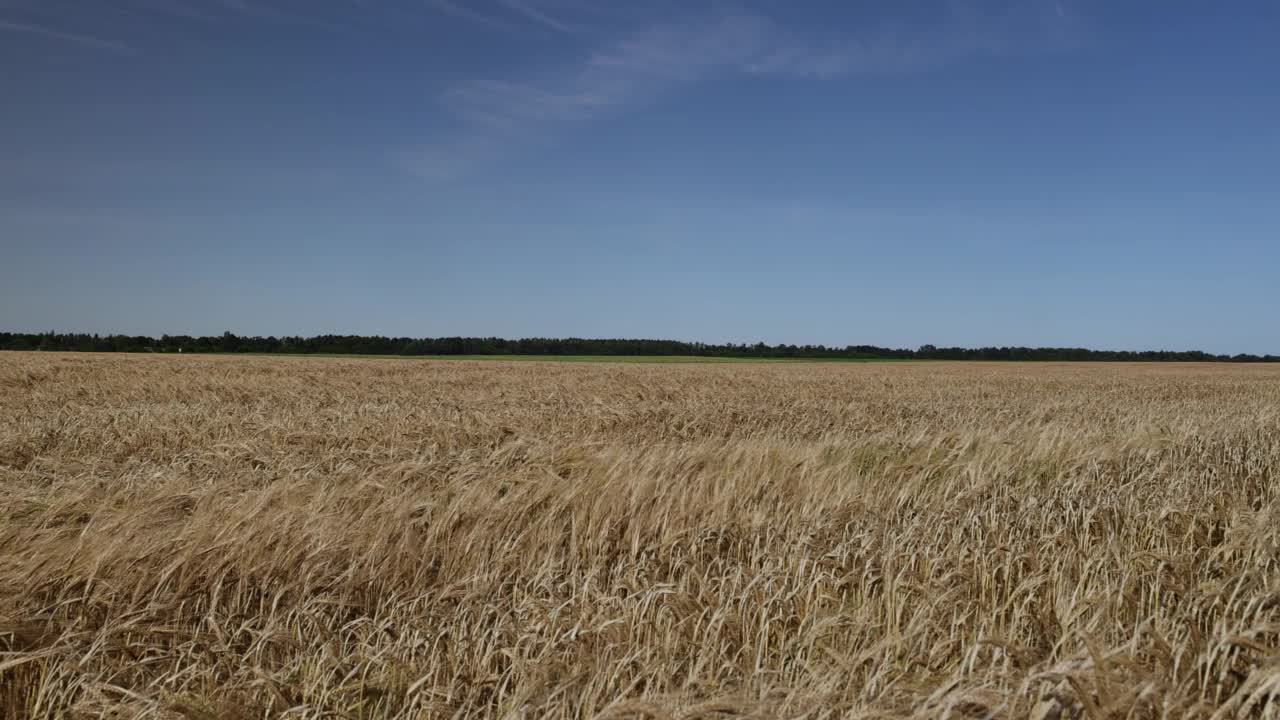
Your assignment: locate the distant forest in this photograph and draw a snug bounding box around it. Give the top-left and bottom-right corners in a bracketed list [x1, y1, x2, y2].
[2, 331, 1277, 362]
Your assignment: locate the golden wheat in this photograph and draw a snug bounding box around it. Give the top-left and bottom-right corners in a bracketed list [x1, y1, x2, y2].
[1, 353, 1279, 719]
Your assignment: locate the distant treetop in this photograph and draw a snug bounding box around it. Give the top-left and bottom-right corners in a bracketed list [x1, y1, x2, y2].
[2, 331, 1275, 362]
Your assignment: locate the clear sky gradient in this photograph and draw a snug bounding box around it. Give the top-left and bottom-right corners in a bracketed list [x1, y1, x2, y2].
[3, 1, 1277, 352]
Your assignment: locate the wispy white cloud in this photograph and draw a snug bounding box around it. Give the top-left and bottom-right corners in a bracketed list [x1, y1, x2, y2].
[743, 0, 1074, 79]
[403, 11, 773, 180]
[442, 13, 770, 121]
[0, 18, 135, 54]
[586, 13, 771, 81]
[424, 0, 614, 34]
[413, 8, 957, 180]
[403, 1, 1079, 181]
[500, 0, 578, 34]
[746, 24, 998, 79]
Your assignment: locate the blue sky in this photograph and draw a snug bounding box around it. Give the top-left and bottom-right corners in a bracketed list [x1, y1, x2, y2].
[2, 0, 1277, 352]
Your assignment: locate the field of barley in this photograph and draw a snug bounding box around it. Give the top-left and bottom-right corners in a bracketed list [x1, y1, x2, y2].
[2, 353, 1279, 719]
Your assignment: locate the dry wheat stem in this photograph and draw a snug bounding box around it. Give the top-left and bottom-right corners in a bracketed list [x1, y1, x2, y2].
[1, 354, 1278, 718]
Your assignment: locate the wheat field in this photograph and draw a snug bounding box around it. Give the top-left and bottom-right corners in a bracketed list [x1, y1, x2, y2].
[1, 353, 1278, 719]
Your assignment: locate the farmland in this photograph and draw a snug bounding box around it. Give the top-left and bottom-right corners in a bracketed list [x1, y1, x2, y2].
[2, 353, 1279, 718]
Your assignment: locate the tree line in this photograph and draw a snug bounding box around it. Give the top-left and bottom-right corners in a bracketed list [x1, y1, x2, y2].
[1, 331, 1276, 362]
